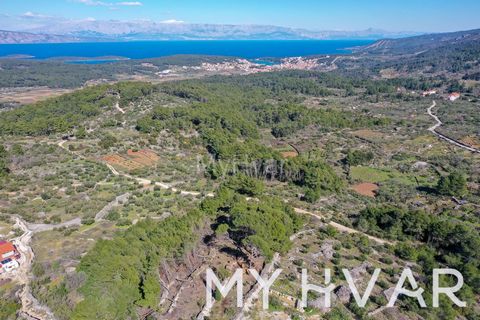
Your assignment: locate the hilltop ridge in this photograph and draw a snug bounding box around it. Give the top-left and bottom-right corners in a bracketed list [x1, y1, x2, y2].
[357, 28, 480, 54]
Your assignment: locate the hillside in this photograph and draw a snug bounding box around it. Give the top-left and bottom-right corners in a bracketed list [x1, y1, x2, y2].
[0, 26, 479, 320]
[0, 69, 479, 320]
[0, 30, 81, 44]
[358, 28, 480, 55]
[339, 28, 480, 76]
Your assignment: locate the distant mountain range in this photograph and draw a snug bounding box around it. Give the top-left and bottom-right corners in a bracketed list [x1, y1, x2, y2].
[0, 20, 422, 43]
[0, 30, 82, 44]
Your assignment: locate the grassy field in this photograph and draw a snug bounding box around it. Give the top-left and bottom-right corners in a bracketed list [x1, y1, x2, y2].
[350, 166, 415, 184]
[350, 166, 436, 186]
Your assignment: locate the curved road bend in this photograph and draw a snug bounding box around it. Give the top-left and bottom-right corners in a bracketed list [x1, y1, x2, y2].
[427, 101, 480, 154]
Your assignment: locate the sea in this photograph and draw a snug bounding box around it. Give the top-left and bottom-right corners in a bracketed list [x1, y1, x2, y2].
[0, 40, 373, 63]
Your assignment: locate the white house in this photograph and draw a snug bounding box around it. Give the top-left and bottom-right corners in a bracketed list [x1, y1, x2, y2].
[0, 258, 19, 274]
[0, 241, 20, 274]
[448, 92, 461, 101]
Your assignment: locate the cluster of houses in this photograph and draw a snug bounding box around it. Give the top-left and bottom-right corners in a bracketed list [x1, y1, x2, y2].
[421, 89, 437, 96]
[0, 240, 20, 274]
[421, 89, 461, 101]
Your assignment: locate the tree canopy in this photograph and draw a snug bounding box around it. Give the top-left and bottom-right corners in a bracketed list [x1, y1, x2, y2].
[437, 171, 468, 197]
[0, 145, 9, 177]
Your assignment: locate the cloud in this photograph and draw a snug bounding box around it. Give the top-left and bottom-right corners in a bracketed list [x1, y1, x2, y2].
[21, 11, 51, 19]
[117, 1, 142, 6]
[160, 19, 184, 24]
[73, 0, 143, 6]
[74, 0, 109, 6]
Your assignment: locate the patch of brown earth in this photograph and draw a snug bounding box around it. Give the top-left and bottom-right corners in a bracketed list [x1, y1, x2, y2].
[280, 151, 298, 159]
[102, 149, 160, 171]
[351, 129, 385, 142]
[0, 87, 72, 105]
[127, 149, 160, 165]
[352, 183, 379, 198]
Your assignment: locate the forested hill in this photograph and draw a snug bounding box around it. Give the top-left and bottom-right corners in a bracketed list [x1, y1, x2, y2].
[346, 28, 480, 75]
[357, 28, 480, 55]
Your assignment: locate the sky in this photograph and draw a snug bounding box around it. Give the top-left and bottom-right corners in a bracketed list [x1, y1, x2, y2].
[1, 0, 480, 32]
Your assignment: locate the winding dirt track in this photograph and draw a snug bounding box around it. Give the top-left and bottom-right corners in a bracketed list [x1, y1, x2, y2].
[95, 192, 131, 220]
[114, 101, 126, 114]
[293, 208, 394, 245]
[427, 100, 480, 153]
[6, 217, 57, 320]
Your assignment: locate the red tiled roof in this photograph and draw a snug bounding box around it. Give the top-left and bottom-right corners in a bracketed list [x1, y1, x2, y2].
[0, 241, 16, 256]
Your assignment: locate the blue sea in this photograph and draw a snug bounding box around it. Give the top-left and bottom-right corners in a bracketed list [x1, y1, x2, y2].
[0, 40, 373, 62]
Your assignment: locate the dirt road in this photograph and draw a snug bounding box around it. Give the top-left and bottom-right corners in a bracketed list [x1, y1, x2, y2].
[8, 217, 57, 320]
[27, 218, 82, 233]
[60, 140, 211, 198]
[106, 163, 210, 197]
[114, 101, 125, 114]
[55, 136, 391, 319]
[95, 192, 131, 220]
[293, 208, 394, 245]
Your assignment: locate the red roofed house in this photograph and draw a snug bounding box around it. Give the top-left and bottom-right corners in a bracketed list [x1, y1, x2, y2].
[0, 241, 20, 274]
[448, 92, 461, 101]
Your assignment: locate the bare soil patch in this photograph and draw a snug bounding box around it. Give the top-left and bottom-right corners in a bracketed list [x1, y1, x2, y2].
[352, 182, 379, 197]
[280, 151, 298, 159]
[351, 129, 385, 142]
[0, 87, 72, 104]
[102, 149, 160, 171]
[275, 143, 300, 159]
[379, 68, 400, 79]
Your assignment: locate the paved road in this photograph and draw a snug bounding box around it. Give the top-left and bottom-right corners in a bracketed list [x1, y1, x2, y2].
[427, 101, 480, 153]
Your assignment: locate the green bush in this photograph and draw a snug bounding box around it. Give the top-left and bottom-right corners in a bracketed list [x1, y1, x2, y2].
[345, 149, 374, 166]
[437, 171, 467, 197]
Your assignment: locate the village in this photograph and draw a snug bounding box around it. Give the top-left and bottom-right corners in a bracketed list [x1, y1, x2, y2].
[420, 89, 462, 101]
[151, 56, 330, 78]
[196, 57, 325, 74]
[156, 57, 465, 104]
